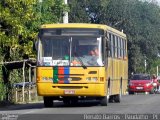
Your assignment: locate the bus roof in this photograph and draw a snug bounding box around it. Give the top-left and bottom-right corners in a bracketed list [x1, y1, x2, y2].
[41, 23, 126, 38]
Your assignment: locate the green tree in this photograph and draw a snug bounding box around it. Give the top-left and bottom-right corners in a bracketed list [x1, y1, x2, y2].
[0, 0, 68, 61]
[0, 0, 68, 102]
[0, 0, 38, 60]
[68, 0, 109, 23]
[68, 0, 89, 23]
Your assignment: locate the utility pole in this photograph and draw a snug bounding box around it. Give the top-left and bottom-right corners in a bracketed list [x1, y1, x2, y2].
[63, 0, 68, 23]
[144, 59, 147, 74]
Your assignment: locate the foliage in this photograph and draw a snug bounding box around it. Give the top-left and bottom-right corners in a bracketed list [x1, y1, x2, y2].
[68, 0, 89, 23]
[32, 0, 68, 30]
[0, 0, 68, 61]
[68, 0, 109, 23]
[0, 0, 67, 102]
[0, 0, 37, 60]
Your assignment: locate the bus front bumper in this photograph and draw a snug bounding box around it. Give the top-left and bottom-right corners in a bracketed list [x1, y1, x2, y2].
[37, 83, 106, 97]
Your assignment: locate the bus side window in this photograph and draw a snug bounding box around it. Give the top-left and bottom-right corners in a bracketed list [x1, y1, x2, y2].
[120, 38, 124, 59]
[117, 37, 120, 58]
[123, 39, 126, 59]
[105, 32, 110, 56]
[113, 35, 117, 58]
[115, 36, 118, 58]
[111, 34, 114, 58]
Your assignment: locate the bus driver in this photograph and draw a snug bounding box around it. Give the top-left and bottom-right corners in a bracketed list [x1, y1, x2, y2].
[88, 47, 102, 66]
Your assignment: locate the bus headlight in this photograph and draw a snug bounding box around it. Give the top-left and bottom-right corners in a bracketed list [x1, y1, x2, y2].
[86, 77, 91, 81]
[86, 77, 98, 81]
[42, 77, 52, 81]
[92, 77, 98, 81]
[42, 77, 47, 81]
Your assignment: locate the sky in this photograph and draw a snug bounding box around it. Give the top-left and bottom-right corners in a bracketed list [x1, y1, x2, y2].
[150, 0, 160, 4]
[141, 0, 160, 4]
[154, 0, 160, 4]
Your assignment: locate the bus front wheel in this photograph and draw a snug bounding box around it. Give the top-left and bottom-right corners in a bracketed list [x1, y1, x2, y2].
[43, 97, 53, 107]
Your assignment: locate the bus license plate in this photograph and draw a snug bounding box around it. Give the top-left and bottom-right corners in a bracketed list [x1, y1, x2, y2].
[64, 90, 75, 94]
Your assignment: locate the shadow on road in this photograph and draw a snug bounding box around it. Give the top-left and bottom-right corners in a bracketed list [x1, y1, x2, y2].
[55, 100, 100, 108]
[0, 100, 100, 111]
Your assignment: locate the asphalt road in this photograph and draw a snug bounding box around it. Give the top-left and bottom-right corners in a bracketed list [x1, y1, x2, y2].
[0, 94, 160, 120]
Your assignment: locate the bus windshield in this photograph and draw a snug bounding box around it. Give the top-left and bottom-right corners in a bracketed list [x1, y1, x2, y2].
[37, 36, 104, 67]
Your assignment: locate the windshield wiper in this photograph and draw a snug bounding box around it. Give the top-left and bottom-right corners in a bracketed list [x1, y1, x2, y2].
[74, 52, 87, 69]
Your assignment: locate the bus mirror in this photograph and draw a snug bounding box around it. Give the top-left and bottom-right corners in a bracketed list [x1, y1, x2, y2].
[106, 41, 111, 51]
[33, 41, 38, 51]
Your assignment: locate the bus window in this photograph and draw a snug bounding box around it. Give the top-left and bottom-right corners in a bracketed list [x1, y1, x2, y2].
[109, 33, 112, 57]
[71, 36, 104, 66]
[111, 34, 115, 58]
[113, 35, 118, 58]
[38, 36, 70, 66]
[123, 39, 127, 59]
[120, 38, 124, 58]
[117, 37, 121, 58]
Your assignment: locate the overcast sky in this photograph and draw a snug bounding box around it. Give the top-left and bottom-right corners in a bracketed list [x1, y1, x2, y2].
[154, 0, 160, 4]
[141, 0, 160, 4]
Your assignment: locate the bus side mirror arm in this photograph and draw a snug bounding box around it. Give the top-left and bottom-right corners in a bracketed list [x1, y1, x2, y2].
[33, 41, 38, 51]
[106, 41, 111, 51]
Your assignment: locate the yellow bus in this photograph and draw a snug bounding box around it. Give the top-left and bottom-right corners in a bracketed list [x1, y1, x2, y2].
[36, 23, 128, 107]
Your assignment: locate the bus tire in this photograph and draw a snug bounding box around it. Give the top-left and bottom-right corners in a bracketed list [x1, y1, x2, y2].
[109, 95, 114, 103]
[43, 97, 53, 107]
[100, 96, 108, 106]
[114, 94, 121, 103]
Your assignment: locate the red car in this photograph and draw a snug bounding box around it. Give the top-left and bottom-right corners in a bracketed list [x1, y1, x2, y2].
[128, 74, 155, 94]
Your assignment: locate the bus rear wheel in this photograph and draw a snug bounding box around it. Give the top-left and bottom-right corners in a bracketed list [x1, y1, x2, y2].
[114, 94, 121, 103]
[43, 97, 53, 107]
[100, 96, 108, 106]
